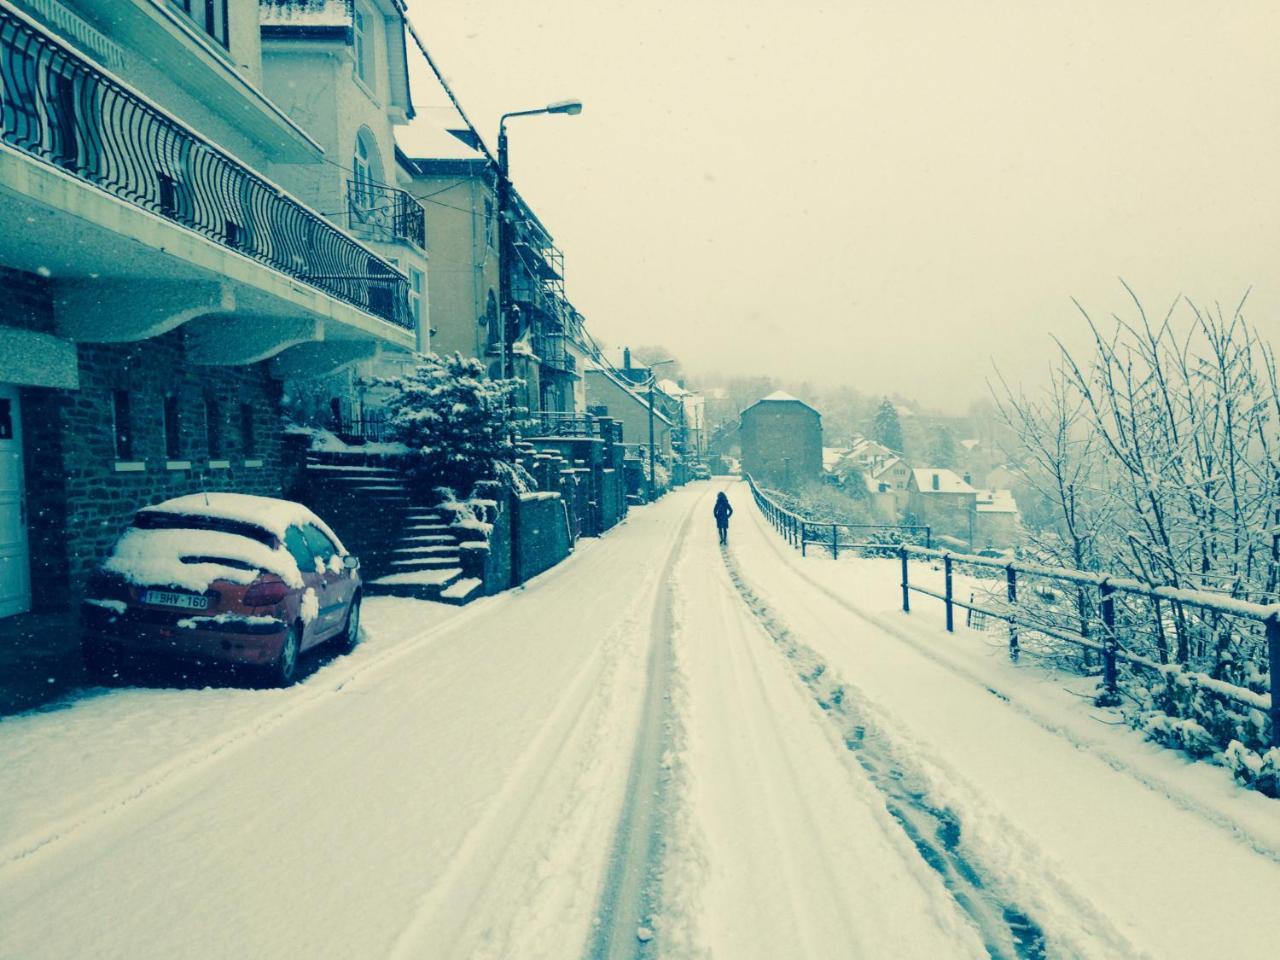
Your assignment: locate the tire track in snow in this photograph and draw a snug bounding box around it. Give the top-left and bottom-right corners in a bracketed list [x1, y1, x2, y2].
[386, 496, 699, 960]
[584, 497, 697, 960]
[654, 507, 989, 959]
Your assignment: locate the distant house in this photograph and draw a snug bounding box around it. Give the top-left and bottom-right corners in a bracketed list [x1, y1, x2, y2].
[906, 468, 978, 546]
[974, 488, 1020, 548]
[583, 366, 672, 463]
[740, 392, 822, 488]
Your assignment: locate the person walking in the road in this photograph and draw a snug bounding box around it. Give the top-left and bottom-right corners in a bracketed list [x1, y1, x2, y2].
[713, 491, 733, 546]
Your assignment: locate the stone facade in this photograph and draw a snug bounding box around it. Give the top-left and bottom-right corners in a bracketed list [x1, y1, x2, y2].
[739, 394, 823, 489]
[16, 291, 287, 610]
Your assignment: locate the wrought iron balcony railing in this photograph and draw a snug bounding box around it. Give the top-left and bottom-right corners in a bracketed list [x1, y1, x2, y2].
[0, 6, 412, 331]
[347, 180, 425, 250]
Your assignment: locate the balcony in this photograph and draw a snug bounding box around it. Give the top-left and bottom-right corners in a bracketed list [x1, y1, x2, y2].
[347, 180, 426, 251]
[0, 5, 412, 331]
[533, 332, 576, 375]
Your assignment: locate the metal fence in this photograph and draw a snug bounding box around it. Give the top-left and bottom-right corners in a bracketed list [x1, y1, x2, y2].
[746, 474, 931, 555]
[747, 474, 1280, 748]
[0, 5, 412, 330]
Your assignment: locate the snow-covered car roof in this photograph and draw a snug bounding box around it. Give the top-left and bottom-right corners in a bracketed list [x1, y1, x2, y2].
[102, 494, 349, 593]
[138, 493, 345, 550]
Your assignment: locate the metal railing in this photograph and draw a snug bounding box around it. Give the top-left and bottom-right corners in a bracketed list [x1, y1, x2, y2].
[0, 5, 412, 330]
[524, 411, 621, 443]
[346, 180, 425, 250]
[332, 410, 390, 443]
[747, 474, 1280, 748]
[746, 474, 931, 554]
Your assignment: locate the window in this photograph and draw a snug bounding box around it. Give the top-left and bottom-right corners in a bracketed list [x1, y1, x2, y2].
[240, 403, 255, 457]
[112, 390, 132, 460]
[163, 393, 181, 460]
[485, 289, 500, 348]
[302, 525, 338, 567]
[283, 526, 316, 573]
[166, 0, 229, 49]
[483, 197, 496, 249]
[408, 267, 424, 327]
[353, 3, 369, 82]
[353, 135, 371, 207]
[205, 397, 222, 459]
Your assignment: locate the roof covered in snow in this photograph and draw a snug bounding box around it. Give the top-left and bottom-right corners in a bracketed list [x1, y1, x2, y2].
[741, 391, 821, 416]
[911, 468, 975, 495]
[976, 488, 1019, 514]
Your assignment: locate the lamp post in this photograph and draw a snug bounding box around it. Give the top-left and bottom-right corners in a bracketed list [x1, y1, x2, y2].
[645, 358, 674, 502]
[496, 100, 582, 385]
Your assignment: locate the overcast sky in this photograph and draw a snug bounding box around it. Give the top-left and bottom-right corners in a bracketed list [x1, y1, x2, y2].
[400, 1, 1280, 407]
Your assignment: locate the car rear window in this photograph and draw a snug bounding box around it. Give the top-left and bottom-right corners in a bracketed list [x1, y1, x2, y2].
[133, 510, 276, 547]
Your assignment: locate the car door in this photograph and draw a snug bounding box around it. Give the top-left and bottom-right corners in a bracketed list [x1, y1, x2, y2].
[282, 525, 327, 648]
[301, 524, 351, 639]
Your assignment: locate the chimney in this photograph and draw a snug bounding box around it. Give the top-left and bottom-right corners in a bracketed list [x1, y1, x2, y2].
[623, 347, 631, 370]
[931, 473, 940, 491]
[963, 472, 972, 485]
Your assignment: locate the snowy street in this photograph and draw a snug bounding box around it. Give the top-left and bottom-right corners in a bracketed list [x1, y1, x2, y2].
[3, 480, 1280, 959]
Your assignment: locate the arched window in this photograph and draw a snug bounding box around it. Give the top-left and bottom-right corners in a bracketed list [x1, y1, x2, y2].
[351, 128, 383, 209]
[484, 289, 501, 349]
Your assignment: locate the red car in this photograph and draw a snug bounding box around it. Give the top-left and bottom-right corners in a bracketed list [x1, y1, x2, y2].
[81, 493, 361, 686]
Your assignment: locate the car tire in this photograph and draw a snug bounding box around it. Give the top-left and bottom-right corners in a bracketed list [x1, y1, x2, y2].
[82, 638, 119, 685]
[264, 623, 302, 688]
[335, 594, 361, 655]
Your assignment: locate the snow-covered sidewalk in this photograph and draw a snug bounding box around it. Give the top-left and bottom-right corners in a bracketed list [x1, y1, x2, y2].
[726, 480, 1280, 959]
[0, 488, 700, 960]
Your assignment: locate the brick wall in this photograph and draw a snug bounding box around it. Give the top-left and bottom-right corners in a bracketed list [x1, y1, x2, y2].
[20, 325, 287, 609]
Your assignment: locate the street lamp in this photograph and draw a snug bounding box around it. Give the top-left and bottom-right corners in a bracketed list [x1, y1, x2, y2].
[645, 358, 674, 502]
[496, 100, 583, 384]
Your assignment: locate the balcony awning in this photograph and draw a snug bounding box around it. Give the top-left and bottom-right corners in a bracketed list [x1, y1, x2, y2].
[0, 327, 78, 389]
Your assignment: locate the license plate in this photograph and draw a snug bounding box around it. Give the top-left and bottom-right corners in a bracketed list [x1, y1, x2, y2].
[141, 590, 210, 611]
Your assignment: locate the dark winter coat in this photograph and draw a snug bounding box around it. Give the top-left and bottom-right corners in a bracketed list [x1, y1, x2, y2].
[713, 497, 733, 528]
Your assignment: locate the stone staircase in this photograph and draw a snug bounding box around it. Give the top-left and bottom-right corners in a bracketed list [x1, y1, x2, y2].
[301, 453, 484, 605]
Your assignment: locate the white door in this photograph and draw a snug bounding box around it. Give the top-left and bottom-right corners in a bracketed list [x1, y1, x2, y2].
[0, 385, 31, 618]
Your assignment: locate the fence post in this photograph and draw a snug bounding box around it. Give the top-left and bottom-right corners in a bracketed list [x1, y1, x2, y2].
[1268, 615, 1280, 749]
[801, 522, 807, 557]
[1006, 565, 1019, 662]
[900, 547, 910, 613]
[925, 527, 932, 549]
[1098, 579, 1120, 706]
[944, 554, 954, 633]
[831, 523, 839, 559]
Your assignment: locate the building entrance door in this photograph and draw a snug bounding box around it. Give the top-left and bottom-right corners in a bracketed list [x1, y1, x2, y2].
[0, 384, 31, 618]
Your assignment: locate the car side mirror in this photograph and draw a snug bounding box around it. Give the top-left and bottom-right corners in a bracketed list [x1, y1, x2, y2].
[343, 555, 360, 571]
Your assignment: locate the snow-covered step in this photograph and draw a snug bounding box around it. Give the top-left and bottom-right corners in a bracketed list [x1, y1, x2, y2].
[399, 534, 454, 545]
[403, 523, 451, 533]
[440, 577, 483, 603]
[392, 544, 460, 556]
[370, 567, 462, 587]
[389, 555, 460, 569]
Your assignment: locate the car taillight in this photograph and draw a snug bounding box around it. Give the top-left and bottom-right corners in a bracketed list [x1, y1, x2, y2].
[243, 578, 289, 607]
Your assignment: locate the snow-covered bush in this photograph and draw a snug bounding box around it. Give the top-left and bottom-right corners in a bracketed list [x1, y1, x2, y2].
[382, 352, 533, 494]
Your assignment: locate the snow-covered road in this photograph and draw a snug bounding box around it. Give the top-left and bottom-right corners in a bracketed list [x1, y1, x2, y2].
[3, 479, 1279, 959]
